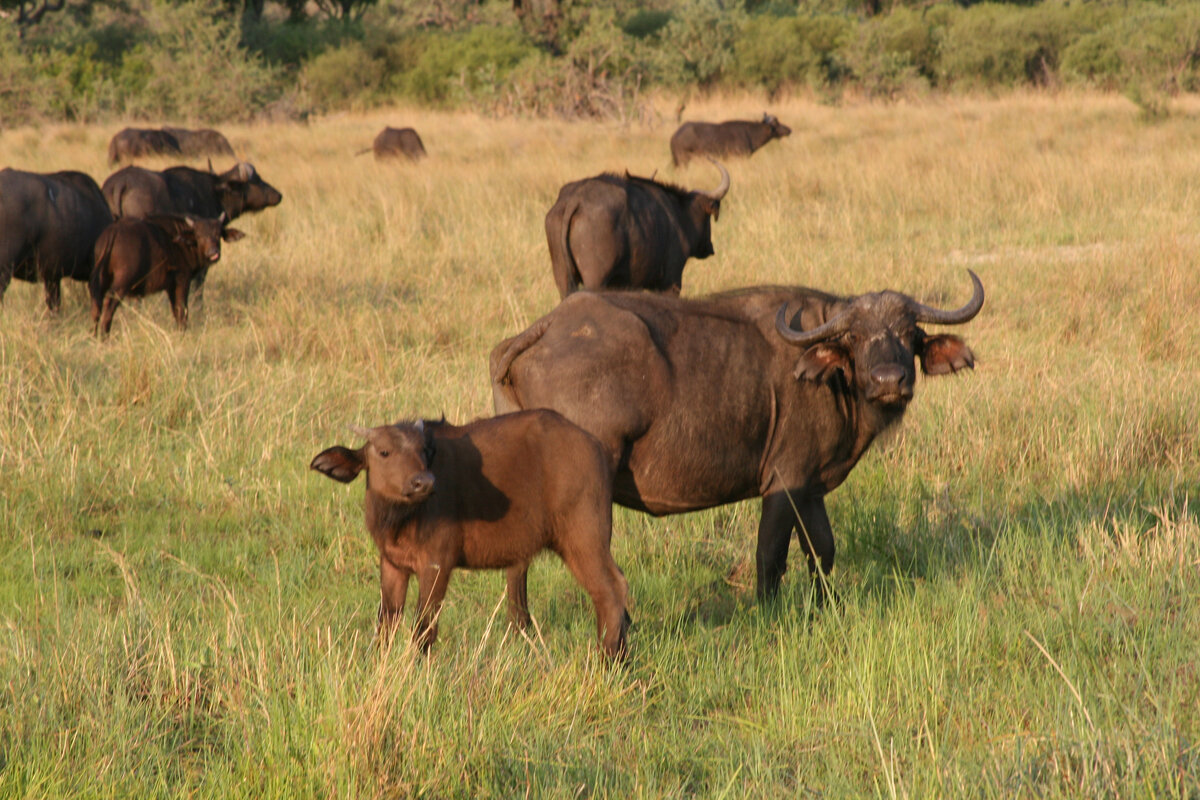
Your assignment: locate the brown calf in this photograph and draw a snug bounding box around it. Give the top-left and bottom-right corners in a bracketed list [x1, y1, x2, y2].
[90, 213, 244, 336]
[310, 412, 630, 659]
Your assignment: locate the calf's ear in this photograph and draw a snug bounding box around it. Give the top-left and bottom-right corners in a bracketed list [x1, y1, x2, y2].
[221, 227, 245, 242]
[310, 446, 365, 483]
[919, 334, 975, 376]
[794, 343, 853, 384]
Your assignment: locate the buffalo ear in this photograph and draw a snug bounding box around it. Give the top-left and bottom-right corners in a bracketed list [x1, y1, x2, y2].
[794, 343, 853, 383]
[221, 227, 245, 243]
[919, 334, 975, 376]
[310, 446, 365, 483]
[699, 198, 721, 221]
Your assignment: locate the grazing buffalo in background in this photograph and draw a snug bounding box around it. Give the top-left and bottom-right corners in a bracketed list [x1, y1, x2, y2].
[311, 413, 630, 658]
[491, 271, 985, 601]
[102, 162, 281, 303]
[670, 113, 792, 166]
[90, 213, 244, 335]
[0, 168, 113, 310]
[358, 127, 427, 161]
[162, 127, 236, 158]
[544, 160, 730, 298]
[102, 162, 282, 221]
[107, 128, 182, 164]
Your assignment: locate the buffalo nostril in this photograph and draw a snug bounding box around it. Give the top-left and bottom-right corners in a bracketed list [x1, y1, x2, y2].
[870, 364, 906, 386]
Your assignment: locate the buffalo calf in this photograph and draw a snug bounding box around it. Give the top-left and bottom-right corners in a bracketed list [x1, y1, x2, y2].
[90, 214, 244, 335]
[107, 128, 182, 164]
[311, 412, 629, 659]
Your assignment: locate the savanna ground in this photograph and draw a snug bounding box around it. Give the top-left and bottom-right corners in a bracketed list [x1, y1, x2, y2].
[1, 91, 1198, 798]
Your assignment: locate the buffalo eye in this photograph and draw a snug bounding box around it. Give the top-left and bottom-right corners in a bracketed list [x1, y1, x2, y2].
[378, 449, 390, 458]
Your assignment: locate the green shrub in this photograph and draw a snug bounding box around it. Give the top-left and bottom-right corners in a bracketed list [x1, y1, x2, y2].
[653, 0, 746, 87]
[1062, 4, 1200, 93]
[938, 2, 1083, 89]
[733, 13, 854, 93]
[300, 40, 386, 109]
[400, 26, 537, 105]
[622, 9, 672, 40]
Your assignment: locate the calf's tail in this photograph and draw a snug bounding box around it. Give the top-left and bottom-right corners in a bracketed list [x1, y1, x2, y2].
[489, 317, 551, 413]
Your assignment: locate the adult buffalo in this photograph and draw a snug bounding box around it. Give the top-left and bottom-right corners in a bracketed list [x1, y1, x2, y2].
[107, 128, 182, 164]
[101, 162, 281, 302]
[544, 160, 730, 298]
[358, 127, 427, 161]
[0, 168, 113, 310]
[670, 113, 792, 167]
[490, 271, 984, 600]
[162, 127, 236, 158]
[102, 162, 282, 221]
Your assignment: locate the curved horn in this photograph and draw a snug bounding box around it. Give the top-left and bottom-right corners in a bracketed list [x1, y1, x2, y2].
[347, 424, 373, 439]
[702, 158, 730, 201]
[774, 303, 853, 347]
[233, 162, 254, 181]
[908, 270, 985, 325]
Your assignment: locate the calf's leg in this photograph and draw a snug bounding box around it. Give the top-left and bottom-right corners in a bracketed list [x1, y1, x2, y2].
[505, 564, 532, 630]
[413, 564, 451, 653]
[169, 277, 190, 329]
[557, 515, 628, 659]
[378, 556, 410, 642]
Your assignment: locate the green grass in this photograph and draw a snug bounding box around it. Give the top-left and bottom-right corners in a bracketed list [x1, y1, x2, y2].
[1, 92, 1198, 797]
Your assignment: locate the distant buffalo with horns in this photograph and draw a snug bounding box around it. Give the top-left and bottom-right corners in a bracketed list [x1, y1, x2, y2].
[358, 127, 427, 161]
[0, 168, 113, 310]
[491, 271, 985, 602]
[544, 160, 731, 298]
[670, 113, 792, 167]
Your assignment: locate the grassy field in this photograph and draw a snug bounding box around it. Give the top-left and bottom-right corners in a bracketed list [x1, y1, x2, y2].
[1, 91, 1198, 798]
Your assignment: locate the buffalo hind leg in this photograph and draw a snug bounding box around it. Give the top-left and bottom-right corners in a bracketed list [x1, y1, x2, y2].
[756, 491, 798, 601]
[557, 532, 629, 660]
[169, 277, 190, 329]
[378, 557, 411, 644]
[99, 292, 123, 337]
[794, 495, 836, 604]
[506, 565, 532, 630]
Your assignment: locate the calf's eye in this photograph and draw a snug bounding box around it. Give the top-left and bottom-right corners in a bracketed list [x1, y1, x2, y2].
[379, 450, 390, 457]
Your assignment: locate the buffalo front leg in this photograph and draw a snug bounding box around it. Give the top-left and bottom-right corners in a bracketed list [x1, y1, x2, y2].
[506, 565, 532, 630]
[170, 277, 190, 329]
[42, 276, 62, 312]
[793, 495, 836, 603]
[756, 490, 799, 602]
[378, 556, 411, 643]
[413, 563, 452, 653]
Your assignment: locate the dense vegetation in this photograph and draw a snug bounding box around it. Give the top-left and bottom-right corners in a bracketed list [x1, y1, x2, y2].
[1, 93, 1198, 797]
[4, 0, 1200, 125]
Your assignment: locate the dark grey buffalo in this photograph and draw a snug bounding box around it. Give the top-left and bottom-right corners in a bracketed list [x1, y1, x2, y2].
[0, 168, 113, 310]
[107, 128, 183, 164]
[544, 160, 730, 298]
[101, 162, 281, 302]
[670, 113, 792, 166]
[102, 162, 282, 221]
[358, 127, 427, 161]
[490, 271, 985, 600]
[162, 127, 236, 158]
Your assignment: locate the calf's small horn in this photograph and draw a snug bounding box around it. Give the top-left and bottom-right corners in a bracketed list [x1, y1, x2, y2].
[348, 424, 373, 439]
[907, 270, 985, 325]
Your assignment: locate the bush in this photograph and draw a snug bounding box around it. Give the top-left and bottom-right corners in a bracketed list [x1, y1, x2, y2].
[401, 26, 538, 105]
[653, 0, 746, 87]
[938, 2, 1088, 90]
[300, 40, 386, 109]
[733, 13, 854, 94]
[1062, 4, 1200, 93]
[847, 6, 938, 97]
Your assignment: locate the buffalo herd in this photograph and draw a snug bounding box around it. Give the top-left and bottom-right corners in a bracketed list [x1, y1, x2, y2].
[5, 111, 986, 659]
